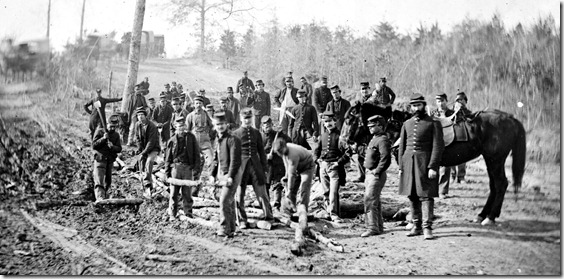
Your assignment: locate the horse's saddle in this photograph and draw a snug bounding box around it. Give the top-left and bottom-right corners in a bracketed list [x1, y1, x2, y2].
[453, 121, 470, 142]
[434, 117, 455, 146]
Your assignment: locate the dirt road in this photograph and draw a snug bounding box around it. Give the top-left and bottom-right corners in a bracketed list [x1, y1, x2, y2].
[0, 59, 560, 275]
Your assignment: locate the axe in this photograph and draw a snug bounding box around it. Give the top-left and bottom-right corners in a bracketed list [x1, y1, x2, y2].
[93, 100, 108, 133]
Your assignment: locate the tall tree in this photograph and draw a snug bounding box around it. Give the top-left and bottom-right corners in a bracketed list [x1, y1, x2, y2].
[121, 0, 146, 112]
[219, 29, 237, 69]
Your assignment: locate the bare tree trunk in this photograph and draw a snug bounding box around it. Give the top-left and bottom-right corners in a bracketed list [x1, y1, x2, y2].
[200, 0, 206, 57]
[46, 0, 51, 38]
[120, 0, 146, 112]
[79, 0, 86, 43]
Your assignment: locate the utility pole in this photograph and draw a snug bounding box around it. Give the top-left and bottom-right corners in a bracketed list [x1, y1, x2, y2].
[120, 0, 146, 112]
[46, 0, 51, 38]
[79, 0, 86, 43]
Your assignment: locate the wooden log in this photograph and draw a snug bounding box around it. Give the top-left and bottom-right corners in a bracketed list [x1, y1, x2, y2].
[308, 228, 345, 253]
[94, 198, 144, 206]
[145, 254, 191, 262]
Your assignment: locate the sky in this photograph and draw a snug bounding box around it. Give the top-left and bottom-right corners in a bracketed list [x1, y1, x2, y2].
[0, 0, 560, 58]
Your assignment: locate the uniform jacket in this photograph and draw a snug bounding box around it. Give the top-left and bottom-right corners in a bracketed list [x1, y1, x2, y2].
[217, 109, 237, 130]
[92, 128, 122, 161]
[313, 86, 332, 114]
[247, 90, 271, 116]
[314, 127, 350, 166]
[325, 98, 352, 130]
[274, 87, 299, 108]
[232, 125, 267, 184]
[236, 77, 255, 94]
[289, 103, 319, 138]
[212, 132, 242, 180]
[375, 85, 396, 105]
[398, 113, 444, 197]
[227, 96, 241, 125]
[127, 92, 148, 123]
[135, 120, 161, 155]
[164, 132, 201, 177]
[301, 83, 313, 105]
[363, 132, 391, 174]
[170, 109, 190, 136]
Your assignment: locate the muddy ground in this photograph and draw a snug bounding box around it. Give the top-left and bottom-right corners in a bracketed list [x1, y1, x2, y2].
[0, 59, 560, 275]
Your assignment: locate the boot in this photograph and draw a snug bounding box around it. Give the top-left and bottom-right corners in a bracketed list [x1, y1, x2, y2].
[94, 186, 106, 201]
[423, 228, 434, 240]
[361, 230, 380, 237]
[406, 226, 423, 237]
[421, 198, 434, 233]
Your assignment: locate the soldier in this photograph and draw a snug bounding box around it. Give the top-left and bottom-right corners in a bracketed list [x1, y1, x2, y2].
[300, 76, 313, 105]
[430, 93, 455, 198]
[261, 116, 292, 213]
[84, 88, 122, 139]
[398, 93, 444, 240]
[164, 83, 172, 101]
[147, 97, 156, 120]
[226, 87, 241, 126]
[325, 85, 352, 131]
[170, 81, 180, 98]
[350, 81, 375, 182]
[205, 104, 215, 118]
[361, 115, 391, 237]
[360, 82, 376, 104]
[289, 90, 319, 150]
[274, 76, 299, 134]
[374, 77, 396, 115]
[217, 96, 237, 130]
[247, 79, 271, 129]
[139, 77, 150, 91]
[170, 97, 189, 136]
[197, 89, 211, 107]
[91, 113, 122, 201]
[185, 96, 214, 180]
[232, 108, 274, 228]
[312, 76, 333, 119]
[126, 85, 149, 146]
[183, 92, 194, 114]
[272, 137, 316, 242]
[452, 91, 472, 184]
[165, 116, 201, 221]
[314, 111, 351, 222]
[236, 70, 255, 98]
[134, 107, 161, 199]
[152, 92, 174, 149]
[210, 112, 242, 237]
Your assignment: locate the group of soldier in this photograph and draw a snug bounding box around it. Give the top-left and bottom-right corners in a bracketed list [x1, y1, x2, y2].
[84, 70, 471, 241]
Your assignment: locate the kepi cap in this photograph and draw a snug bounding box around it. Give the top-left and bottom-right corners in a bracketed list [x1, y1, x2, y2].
[193, 96, 204, 103]
[135, 107, 147, 115]
[409, 93, 426, 105]
[322, 111, 335, 120]
[367, 115, 386, 127]
[261, 115, 272, 123]
[435, 93, 448, 101]
[240, 107, 253, 118]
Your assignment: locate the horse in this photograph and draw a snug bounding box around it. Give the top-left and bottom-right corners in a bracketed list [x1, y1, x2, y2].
[341, 103, 526, 226]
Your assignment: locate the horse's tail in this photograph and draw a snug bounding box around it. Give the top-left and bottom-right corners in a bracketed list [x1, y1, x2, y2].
[511, 118, 527, 194]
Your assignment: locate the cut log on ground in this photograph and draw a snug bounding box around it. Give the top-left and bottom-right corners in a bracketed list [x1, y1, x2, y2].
[94, 198, 144, 207]
[308, 228, 345, 253]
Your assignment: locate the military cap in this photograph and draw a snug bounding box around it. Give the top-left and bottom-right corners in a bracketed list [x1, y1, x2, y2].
[193, 96, 204, 103]
[367, 115, 386, 127]
[219, 96, 229, 103]
[108, 113, 120, 125]
[455, 92, 468, 102]
[380, 77, 387, 82]
[206, 104, 214, 110]
[330, 84, 340, 91]
[285, 76, 294, 82]
[360, 82, 370, 88]
[174, 116, 186, 124]
[409, 93, 426, 105]
[171, 81, 177, 85]
[227, 87, 234, 93]
[198, 89, 206, 93]
[212, 111, 227, 122]
[240, 107, 253, 118]
[171, 97, 180, 103]
[256, 79, 264, 85]
[159, 91, 167, 98]
[322, 111, 336, 120]
[179, 92, 186, 98]
[165, 83, 170, 87]
[435, 93, 448, 101]
[96, 88, 102, 94]
[243, 70, 248, 74]
[148, 97, 155, 101]
[300, 76, 306, 81]
[261, 115, 272, 123]
[135, 107, 147, 115]
[296, 89, 307, 98]
[321, 75, 328, 80]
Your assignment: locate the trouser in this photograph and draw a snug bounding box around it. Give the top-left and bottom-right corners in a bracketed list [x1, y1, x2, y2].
[217, 172, 237, 235]
[266, 182, 284, 210]
[253, 114, 267, 130]
[159, 125, 171, 150]
[364, 172, 387, 232]
[168, 163, 194, 217]
[235, 160, 273, 222]
[127, 117, 138, 145]
[355, 145, 366, 180]
[320, 161, 341, 217]
[139, 151, 159, 189]
[292, 128, 312, 150]
[282, 164, 315, 240]
[89, 117, 101, 139]
[438, 166, 452, 195]
[408, 194, 434, 230]
[93, 156, 113, 199]
[452, 163, 466, 180]
[279, 107, 293, 134]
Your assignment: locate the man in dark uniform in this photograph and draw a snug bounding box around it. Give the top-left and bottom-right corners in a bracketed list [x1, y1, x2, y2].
[375, 77, 396, 109]
[260, 116, 292, 213]
[325, 84, 352, 131]
[134, 107, 161, 199]
[452, 91, 472, 184]
[164, 83, 172, 101]
[226, 87, 241, 126]
[211, 111, 242, 237]
[289, 90, 319, 150]
[170, 81, 180, 99]
[274, 76, 299, 134]
[91, 113, 122, 201]
[300, 76, 313, 105]
[196, 89, 211, 107]
[126, 85, 149, 146]
[217, 96, 237, 130]
[314, 111, 351, 222]
[147, 97, 156, 120]
[236, 70, 255, 98]
[232, 108, 274, 229]
[361, 115, 391, 237]
[152, 92, 174, 149]
[246, 79, 271, 129]
[360, 82, 377, 104]
[139, 77, 150, 91]
[205, 104, 215, 119]
[398, 93, 444, 240]
[430, 93, 455, 198]
[312, 76, 333, 118]
[170, 97, 189, 136]
[84, 88, 123, 139]
[165, 116, 201, 221]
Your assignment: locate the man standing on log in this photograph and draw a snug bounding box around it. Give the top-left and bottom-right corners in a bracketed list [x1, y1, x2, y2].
[398, 93, 444, 240]
[361, 115, 391, 237]
[134, 107, 161, 199]
[272, 137, 316, 243]
[92, 113, 122, 201]
[211, 112, 242, 238]
[165, 116, 201, 221]
[84, 88, 122, 139]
